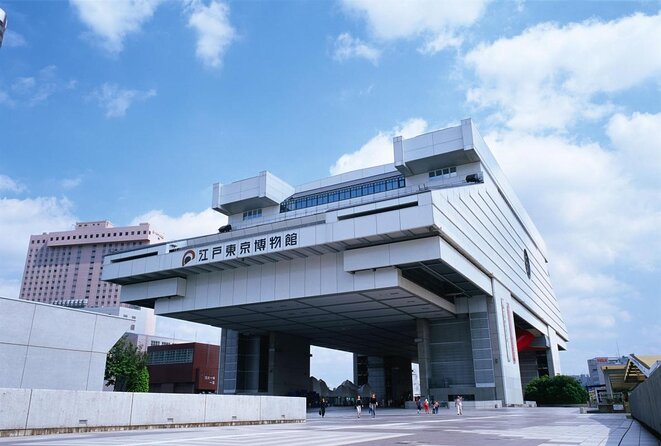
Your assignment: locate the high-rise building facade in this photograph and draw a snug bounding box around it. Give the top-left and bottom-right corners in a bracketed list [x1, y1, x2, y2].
[19, 220, 164, 308]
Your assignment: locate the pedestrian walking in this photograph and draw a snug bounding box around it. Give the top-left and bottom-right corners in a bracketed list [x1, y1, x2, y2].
[423, 398, 429, 414]
[416, 398, 422, 414]
[319, 398, 327, 418]
[455, 395, 463, 415]
[356, 395, 362, 418]
[369, 393, 377, 418]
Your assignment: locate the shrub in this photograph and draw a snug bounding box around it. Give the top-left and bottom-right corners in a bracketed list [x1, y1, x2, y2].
[524, 375, 588, 404]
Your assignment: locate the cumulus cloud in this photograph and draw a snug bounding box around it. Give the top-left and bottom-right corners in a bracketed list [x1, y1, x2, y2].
[333, 33, 381, 65]
[70, 0, 162, 53]
[130, 208, 227, 241]
[186, 0, 236, 69]
[340, 0, 487, 53]
[0, 195, 77, 297]
[607, 112, 661, 184]
[61, 177, 83, 190]
[484, 128, 661, 356]
[417, 31, 463, 55]
[487, 130, 661, 271]
[3, 30, 27, 48]
[330, 118, 428, 175]
[0, 65, 67, 107]
[0, 174, 25, 193]
[465, 13, 661, 132]
[90, 83, 156, 118]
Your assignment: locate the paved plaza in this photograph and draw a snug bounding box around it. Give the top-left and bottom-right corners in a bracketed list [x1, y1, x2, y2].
[1, 407, 658, 446]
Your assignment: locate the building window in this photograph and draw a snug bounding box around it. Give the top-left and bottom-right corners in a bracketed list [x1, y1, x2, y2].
[524, 249, 531, 279]
[243, 209, 262, 221]
[429, 166, 457, 179]
[280, 174, 406, 213]
[148, 348, 194, 365]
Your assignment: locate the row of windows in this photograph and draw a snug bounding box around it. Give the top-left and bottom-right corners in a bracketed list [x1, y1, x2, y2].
[429, 166, 457, 179]
[242, 209, 262, 221]
[148, 348, 193, 365]
[280, 175, 406, 213]
[32, 231, 150, 244]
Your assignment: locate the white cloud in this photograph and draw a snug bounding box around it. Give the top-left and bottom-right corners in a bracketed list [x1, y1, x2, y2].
[1, 65, 63, 107]
[333, 33, 381, 65]
[485, 129, 661, 360]
[0, 174, 24, 193]
[61, 177, 83, 190]
[340, 0, 487, 53]
[3, 30, 27, 48]
[0, 196, 77, 296]
[418, 31, 463, 55]
[465, 13, 661, 132]
[486, 130, 661, 271]
[90, 83, 156, 118]
[130, 208, 227, 242]
[70, 0, 162, 53]
[330, 118, 428, 175]
[186, 0, 236, 69]
[607, 112, 661, 183]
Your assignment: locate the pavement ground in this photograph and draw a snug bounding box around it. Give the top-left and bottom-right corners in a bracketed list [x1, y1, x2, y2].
[0, 407, 658, 446]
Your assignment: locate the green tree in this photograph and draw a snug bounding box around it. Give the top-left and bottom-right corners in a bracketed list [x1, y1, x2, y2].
[105, 336, 149, 392]
[524, 375, 588, 404]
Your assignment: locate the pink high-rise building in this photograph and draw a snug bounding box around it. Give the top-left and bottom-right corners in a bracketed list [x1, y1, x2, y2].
[19, 221, 164, 308]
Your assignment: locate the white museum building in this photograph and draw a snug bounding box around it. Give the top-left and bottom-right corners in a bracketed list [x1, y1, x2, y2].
[103, 119, 568, 406]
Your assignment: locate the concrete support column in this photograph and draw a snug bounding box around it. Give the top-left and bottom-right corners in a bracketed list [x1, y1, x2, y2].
[416, 318, 431, 399]
[218, 329, 238, 394]
[240, 335, 263, 393]
[353, 355, 412, 406]
[546, 328, 562, 376]
[268, 332, 310, 396]
[491, 280, 524, 405]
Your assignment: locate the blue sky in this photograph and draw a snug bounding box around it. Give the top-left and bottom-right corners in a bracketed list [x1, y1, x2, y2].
[0, 0, 659, 388]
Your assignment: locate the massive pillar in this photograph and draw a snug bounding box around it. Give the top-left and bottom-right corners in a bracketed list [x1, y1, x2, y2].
[268, 332, 310, 396]
[490, 280, 524, 405]
[354, 355, 412, 406]
[219, 330, 309, 396]
[416, 318, 431, 399]
[218, 329, 268, 394]
[546, 327, 562, 376]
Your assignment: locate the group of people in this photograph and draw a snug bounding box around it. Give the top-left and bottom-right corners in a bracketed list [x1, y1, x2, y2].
[319, 394, 464, 418]
[416, 395, 464, 415]
[355, 393, 378, 418]
[416, 398, 442, 414]
[319, 394, 379, 418]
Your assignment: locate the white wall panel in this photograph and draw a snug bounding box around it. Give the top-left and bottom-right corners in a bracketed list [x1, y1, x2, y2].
[246, 266, 262, 304]
[304, 256, 321, 297]
[233, 268, 248, 305]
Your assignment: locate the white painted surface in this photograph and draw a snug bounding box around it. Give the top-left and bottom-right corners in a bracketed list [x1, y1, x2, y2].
[0, 389, 306, 431]
[0, 297, 131, 391]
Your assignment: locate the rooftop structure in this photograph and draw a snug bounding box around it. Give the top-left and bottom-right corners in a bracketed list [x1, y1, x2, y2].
[103, 119, 567, 405]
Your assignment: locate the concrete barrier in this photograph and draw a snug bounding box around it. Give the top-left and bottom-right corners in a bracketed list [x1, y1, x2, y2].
[0, 388, 306, 437]
[629, 367, 661, 437]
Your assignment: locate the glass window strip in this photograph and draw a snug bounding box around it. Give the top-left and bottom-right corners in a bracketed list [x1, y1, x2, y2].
[280, 175, 406, 212]
[242, 209, 262, 221]
[428, 166, 457, 179]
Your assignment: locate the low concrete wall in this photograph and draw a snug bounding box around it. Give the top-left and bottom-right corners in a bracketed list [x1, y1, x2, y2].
[630, 367, 661, 437]
[0, 388, 305, 437]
